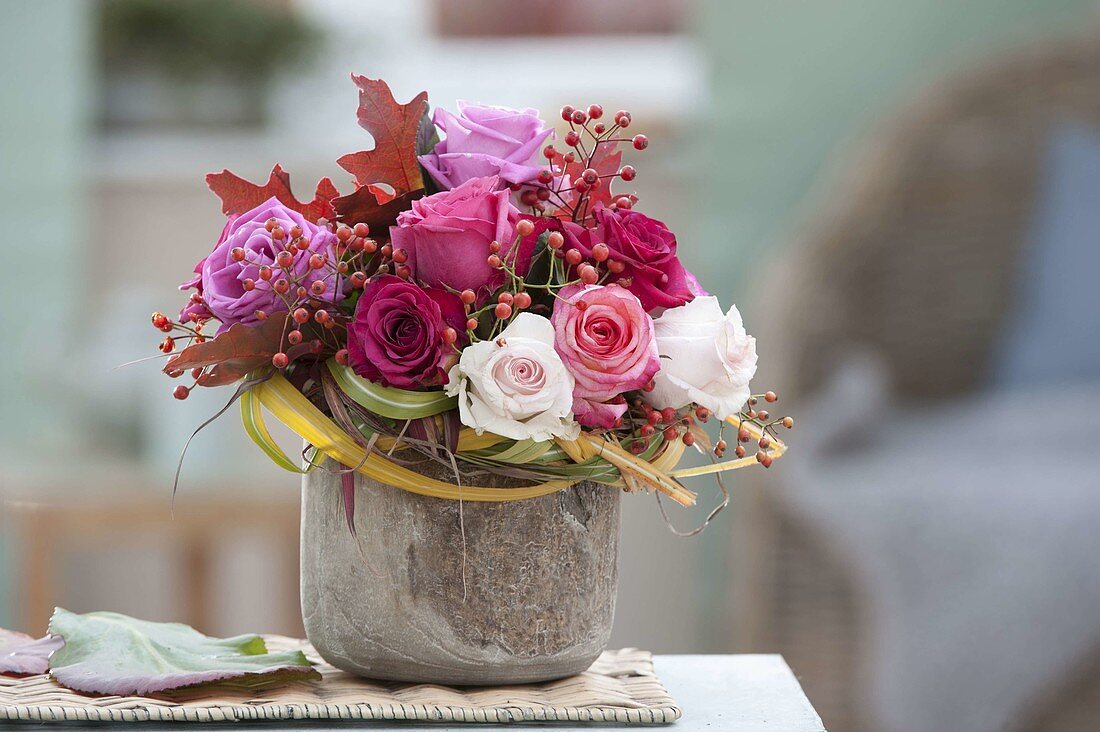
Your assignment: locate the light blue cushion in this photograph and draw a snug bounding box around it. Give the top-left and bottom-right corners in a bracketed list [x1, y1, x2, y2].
[994, 123, 1100, 387]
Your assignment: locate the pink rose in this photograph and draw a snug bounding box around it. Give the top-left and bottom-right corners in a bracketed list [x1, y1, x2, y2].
[551, 284, 660, 428]
[390, 176, 533, 303]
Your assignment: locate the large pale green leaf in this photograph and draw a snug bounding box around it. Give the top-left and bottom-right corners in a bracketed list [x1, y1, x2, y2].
[47, 609, 318, 696]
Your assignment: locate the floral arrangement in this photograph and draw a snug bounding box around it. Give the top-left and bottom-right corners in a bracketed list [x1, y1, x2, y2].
[152, 76, 790, 524]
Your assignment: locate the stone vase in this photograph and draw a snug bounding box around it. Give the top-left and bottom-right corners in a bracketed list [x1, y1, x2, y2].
[299, 461, 621, 685]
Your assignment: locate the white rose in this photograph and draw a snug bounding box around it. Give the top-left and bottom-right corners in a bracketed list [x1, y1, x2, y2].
[646, 296, 757, 420]
[446, 313, 580, 442]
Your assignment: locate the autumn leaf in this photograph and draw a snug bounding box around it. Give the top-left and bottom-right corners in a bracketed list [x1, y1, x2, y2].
[551, 143, 623, 218]
[331, 187, 423, 234]
[337, 75, 429, 199]
[164, 318, 288, 387]
[206, 165, 339, 223]
[580, 143, 623, 210]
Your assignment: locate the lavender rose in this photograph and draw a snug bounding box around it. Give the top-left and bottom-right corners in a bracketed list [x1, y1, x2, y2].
[565, 206, 703, 313]
[180, 198, 338, 330]
[551, 284, 660, 428]
[346, 276, 467, 389]
[419, 102, 553, 190]
[177, 218, 235, 324]
[390, 176, 533, 302]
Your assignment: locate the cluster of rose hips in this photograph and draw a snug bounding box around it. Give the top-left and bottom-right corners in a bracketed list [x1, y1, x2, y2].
[151, 311, 203, 354]
[150, 311, 209, 400]
[564, 237, 629, 283]
[628, 400, 710, 452]
[249, 217, 415, 372]
[462, 219, 541, 338]
[617, 390, 793, 468]
[515, 103, 647, 221]
[528, 225, 631, 288]
[480, 218, 637, 340]
[720, 391, 794, 468]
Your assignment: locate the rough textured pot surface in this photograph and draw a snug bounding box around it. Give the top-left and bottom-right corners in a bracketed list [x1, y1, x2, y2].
[300, 460, 621, 685]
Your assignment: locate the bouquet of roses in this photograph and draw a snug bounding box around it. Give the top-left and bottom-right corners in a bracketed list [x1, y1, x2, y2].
[153, 76, 789, 522]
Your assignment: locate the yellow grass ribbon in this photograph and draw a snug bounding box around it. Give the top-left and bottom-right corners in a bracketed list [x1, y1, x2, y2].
[251, 373, 572, 501]
[242, 373, 784, 504]
[578, 433, 697, 507]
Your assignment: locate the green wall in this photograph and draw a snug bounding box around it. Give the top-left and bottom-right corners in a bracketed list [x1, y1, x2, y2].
[692, 0, 1099, 302]
[0, 1, 91, 458]
[0, 0, 93, 629]
[690, 0, 1099, 644]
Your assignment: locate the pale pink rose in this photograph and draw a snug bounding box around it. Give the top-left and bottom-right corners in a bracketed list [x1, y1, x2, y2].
[646, 296, 757, 420]
[446, 314, 578, 442]
[551, 284, 660, 428]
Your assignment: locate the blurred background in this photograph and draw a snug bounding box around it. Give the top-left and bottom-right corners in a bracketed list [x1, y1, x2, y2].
[2, 1, 1099, 730]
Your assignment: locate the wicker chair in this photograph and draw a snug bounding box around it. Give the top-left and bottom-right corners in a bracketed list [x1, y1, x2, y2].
[731, 25, 1100, 732]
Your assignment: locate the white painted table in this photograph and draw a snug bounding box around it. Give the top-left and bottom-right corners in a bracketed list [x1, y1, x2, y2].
[657, 655, 826, 731]
[82, 655, 824, 731]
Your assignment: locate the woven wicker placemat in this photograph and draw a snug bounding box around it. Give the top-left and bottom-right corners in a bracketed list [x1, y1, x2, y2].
[0, 637, 680, 725]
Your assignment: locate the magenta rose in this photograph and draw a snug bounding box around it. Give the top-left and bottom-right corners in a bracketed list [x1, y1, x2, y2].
[347, 276, 467, 389]
[180, 198, 339, 331]
[419, 102, 553, 190]
[551, 284, 660, 428]
[566, 206, 703, 313]
[390, 176, 532, 303]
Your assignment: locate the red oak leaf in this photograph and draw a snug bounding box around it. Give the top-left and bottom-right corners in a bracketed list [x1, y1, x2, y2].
[206, 165, 339, 223]
[337, 75, 429, 200]
[164, 318, 289, 387]
[551, 142, 623, 220]
[331, 187, 423, 235]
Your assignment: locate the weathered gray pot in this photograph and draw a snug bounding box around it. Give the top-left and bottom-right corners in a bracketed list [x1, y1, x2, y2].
[300, 460, 621, 685]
